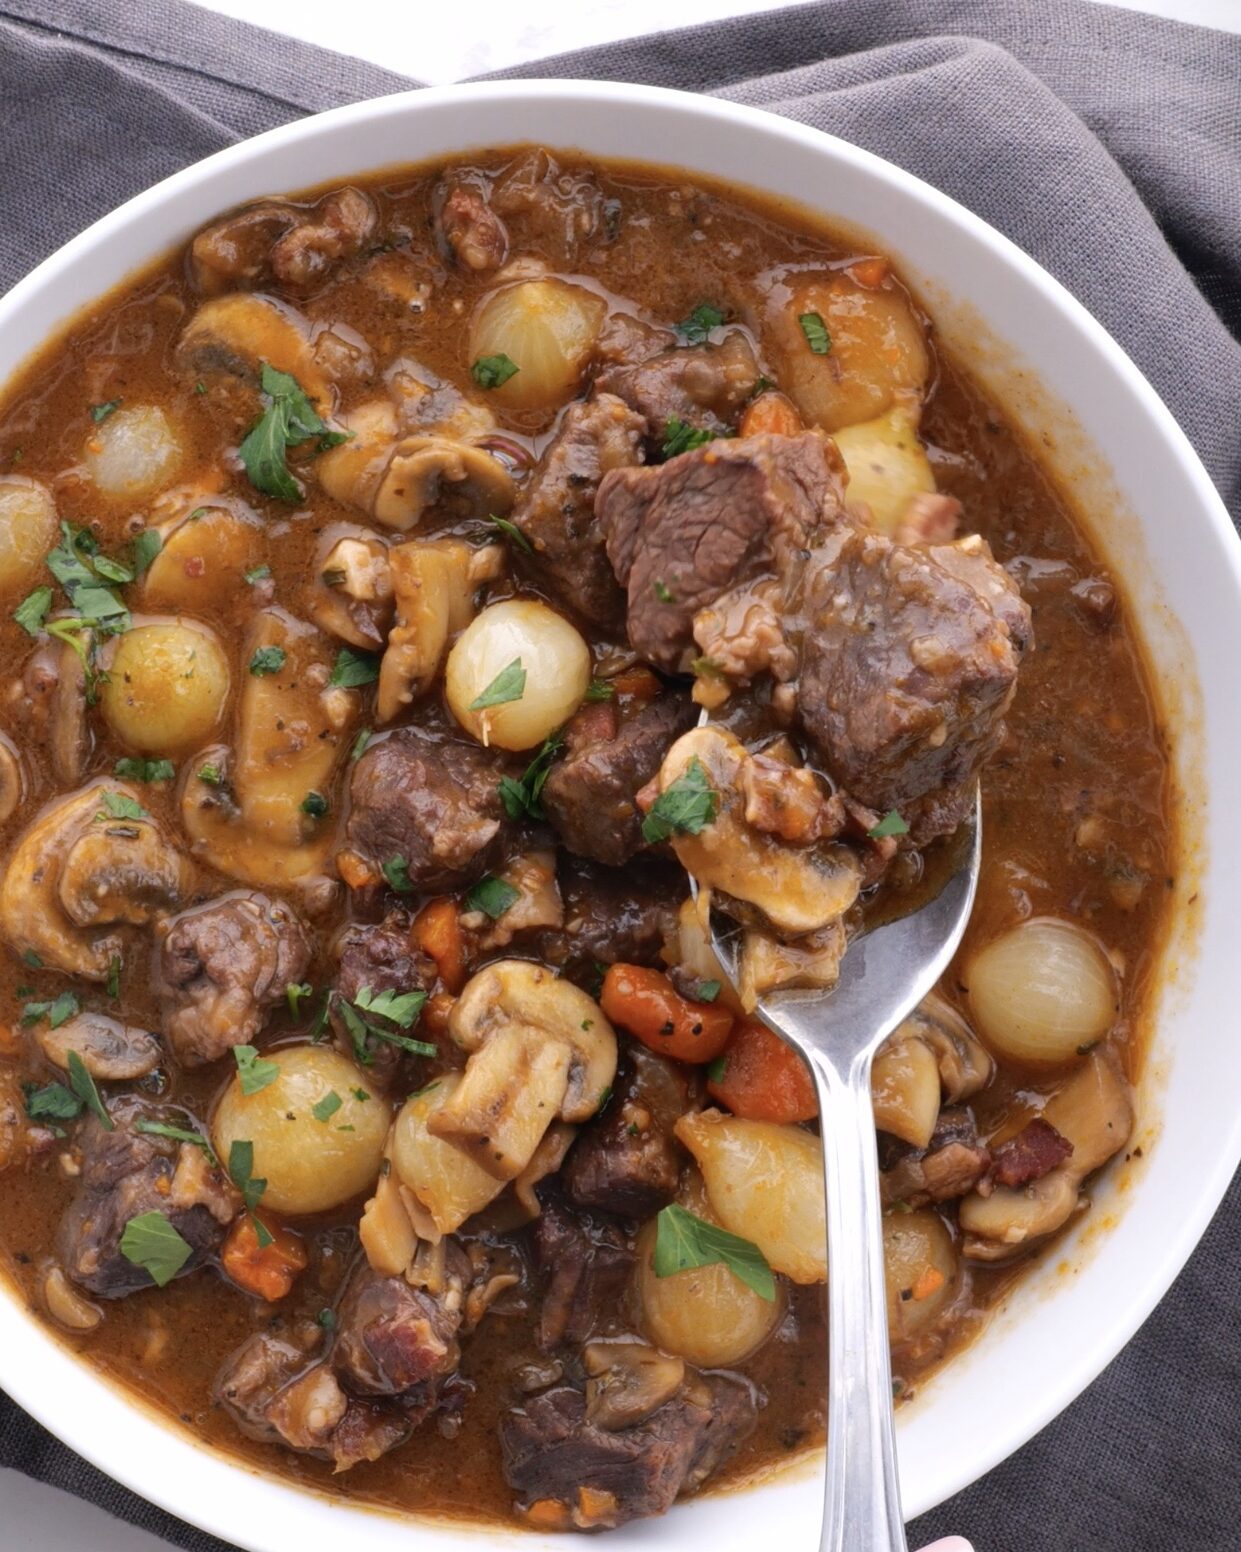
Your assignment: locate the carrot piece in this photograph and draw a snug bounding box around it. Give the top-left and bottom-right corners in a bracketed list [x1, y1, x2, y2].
[422, 990, 456, 1036]
[336, 850, 379, 890]
[739, 390, 803, 439]
[611, 666, 662, 705]
[707, 1016, 818, 1123]
[222, 1213, 308, 1302]
[911, 1265, 946, 1302]
[600, 964, 734, 1064]
[523, 1499, 572, 1532]
[848, 256, 890, 288]
[412, 897, 466, 994]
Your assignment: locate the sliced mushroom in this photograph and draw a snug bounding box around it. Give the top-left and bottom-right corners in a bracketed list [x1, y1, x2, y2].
[959, 1049, 1134, 1262]
[41, 1264, 103, 1333]
[377, 539, 503, 722]
[652, 725, 860, 938]
[583, 1340, 685, 1431]
[0, 782, 192, 979]
[309, 530, 393, 651]
[910, 993, 994, 1103]
[49, 635, 91, 785]
[0, 735, 24, 828]
[180, 609, 361, 887]
[37, 1011, 161, 1080]
[737, 918, 846, 1011]
[143, 495, 264, 612]
[871, 994, 994, 1149]
[430, 960, 617, 1181]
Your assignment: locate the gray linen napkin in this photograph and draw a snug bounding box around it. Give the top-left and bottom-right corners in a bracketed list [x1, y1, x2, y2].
[0, 3, 1237, 1549]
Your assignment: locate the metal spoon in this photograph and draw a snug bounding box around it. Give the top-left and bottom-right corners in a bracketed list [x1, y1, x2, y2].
[695, 791, 981, 1552]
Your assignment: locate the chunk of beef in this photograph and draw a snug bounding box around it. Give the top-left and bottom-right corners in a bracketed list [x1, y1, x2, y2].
[798, 528, 1031, 835]
[154, 892, 312, 1067]
[333, 1262, 464, 1406]
[881, 1107, 992, 1209]
[213, 1329, 410, 1472]
[491, 150, 609, 263]
[533, 1195, 634, 1351]
[542, 694, 698, 867]
[530, 857, 684, 977]
[331, 915, 437, 1089]
[597, 432, 840, 669]
[564, 1047, 689, 1219]
[345, 729, 521, 894]
[595, 331, 761, 443]
[511, 394, 646, 629]
[894, 492, 962, 547]
[434, 179, 508, 272]
[189, 187, 378, 295]
[990, 1117, 1073, 1189]
[501, 1372, 756, 1529]
[59, 1099, 228, 1297]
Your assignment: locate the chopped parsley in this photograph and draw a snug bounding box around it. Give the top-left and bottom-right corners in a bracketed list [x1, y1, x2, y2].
[350, 727, 373, 762]
[652, 1203, 774, 1301]
[13, 585, 53, 637]
[244, 564, 272, 585]
[469, 657, 526, 711]
[106, 953, 122, 1001]
[301, 790, 329, 819]
[119, 1212, 193, 1288]
[98, 791, 148, 822]
[661, 417, 716, 460]
[233, 1044, 280, 1096]
[285, 982, 314, 1019]
[316, 1308, 337, 1331]
[696, 979, 723, 1003]
[382, 855, 414, 894]
[329, 645, 381, 688]
[227, 1139, 267, 1213]
[312, 1091, 343, 1124]
[486, 514, 533, 553]
[675, 302, 726, 345]
[584, 678, 615, 702]
[132, 529, 162, 574]
[497, 732, 564, 821]
[868, 809, 910, 840]
[706, 1054, 729, 1083]
[464, 875, 521, 920]
[470, 353, 519, 390]
[641, 757, 718, 843]
[238, 362, 350, 503]
[23, 1081, 82, 1123]
[21, 990, 81, 1030]
[135, 1119, 218, 1165]
[67, 1050, 113, 1131]
[798, 312, 832, 355]
[90, 399, 122, 423]
[353, 986, 429, 1029]
[114, 757, 175, 783]
[652, 580, 674, 604]
[336, 993, 434, 1066]
[248, 645, 286, 677]
[197, 763, 223, 786]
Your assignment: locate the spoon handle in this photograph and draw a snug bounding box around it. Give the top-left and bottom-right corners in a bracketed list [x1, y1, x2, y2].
[805, 1042, 909, 1552]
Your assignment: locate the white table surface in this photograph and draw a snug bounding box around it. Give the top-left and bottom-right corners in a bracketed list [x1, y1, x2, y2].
[8, 0, 1239, 1546]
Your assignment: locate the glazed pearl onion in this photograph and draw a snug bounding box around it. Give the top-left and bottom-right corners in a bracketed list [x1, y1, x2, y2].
[967, 916, 1117, 1066]
[445, 598, 590, 752]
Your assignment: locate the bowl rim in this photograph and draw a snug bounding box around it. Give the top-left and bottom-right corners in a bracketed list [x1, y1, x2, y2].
[0, 75, 1238, 1551]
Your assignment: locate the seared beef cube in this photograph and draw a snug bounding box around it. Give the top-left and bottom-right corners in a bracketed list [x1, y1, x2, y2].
[511, 394, 645, 630]
[533, 1195, 634, 1351]
[331, 915, 437, 1088]
[542, 694, 697, 866]
[434, 177, 508, 272]
[594, 331, 761, 443]
[530, 857, 685, 977]
[597, 432, 839, 669]
[491, 150, 609, 263]
[59, 1099, 229, 1297]
[154, 892, 312, 1067]
[501, 1373, 756, 1529]
[333, 1263, 464, 1401]
[189, 187, 378, 295]
[798, 528, 1031, 833]
[881, 1106, 992, 1209]
[346, 728, 521, 894]
[989, 1118, 1073, 1189]
[564, 1046, 689, 1219]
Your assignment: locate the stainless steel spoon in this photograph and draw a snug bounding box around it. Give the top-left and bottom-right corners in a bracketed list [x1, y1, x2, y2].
[694, 791, 981, 1552]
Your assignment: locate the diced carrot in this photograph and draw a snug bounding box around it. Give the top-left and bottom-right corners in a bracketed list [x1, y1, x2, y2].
[222, 1213, 308, 1302]
[911, 1265, 946, 1302]
[412, 897, 466, 994]
[422, 990, 456, 1036]
[600, 964, 734, 1064]
[577, 1486, 620, 1526]
[739, 390, 803, 439]
[848, 256, 890, 288]
[336, 850, 379, 890]
[523, 1499, 572, 1532]
[611, 666, 662, 705]
[707, 1016, 818, 1123]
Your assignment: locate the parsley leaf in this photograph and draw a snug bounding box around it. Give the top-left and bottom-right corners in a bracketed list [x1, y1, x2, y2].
[584, 678, 615, 702]
[301, 790, 329, 819]
[244, 564, 272, 585]
[312, 1091, 343, 1123]
[653, 580, 674, 603]
[22, 990, 81, 1030]
[329, 645, 381, 687]
[353, 985, 428, 1030]
[382, 856, 414, 894]
[14, 585, 53, 637]
[350, 727, 373, 762]
[23, 1081, 82, 1122]
[470, 354, 519, 390]
[106, 953, 122, 1000]
[696, 979, 722, 1003]
[706, 1054, 729, 1083]
[238, 362, 349, 502]
[197, 763, 223, 786]
[661, 417, 716, 460]
[286, 982, 314, 1019]
[132, 529, 162, 575]
[486, 514, 533, 554]
[653, 1203, 775, 1301]
[641, 756, 718, 843]
[464, 875, 521, 920]
[868, 809, 910, 840]
[98, 791, 148, 821]
[114, 757, 175, 783]
[120, 1212, 193, 1288]
[336, 996, 435, 1065]
[90, 399, 121, 423]
[798, 312, 832, 355]
[233, 1044, 280, 1096]
[675, 302, 726, 345]
[469, 657, 526, 711]
[68, 1050, 114, 1131]
[248, 645, 286, 677]
[497, 732, 564, 821]
[135, 1119, 218, 1165]
[227, 1139, 267, 1213]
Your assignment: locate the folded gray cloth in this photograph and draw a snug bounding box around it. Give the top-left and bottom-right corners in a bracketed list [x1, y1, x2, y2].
[0, 3, 1237, 1549]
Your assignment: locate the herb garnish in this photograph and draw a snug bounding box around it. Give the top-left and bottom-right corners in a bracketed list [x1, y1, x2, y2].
[238, 362, 350, 502]
[353, 986, 430, 1029]
[248, 645, 286, 677]
[301, 791, 329, 819]
[135, 1119, 218, 1165]
[868, 809, 910, 840]
[114, 757, 175, 783]
[486, 514, 533, 553]
[469, 657, 526, 711]
[244, 564, 272, 585]
[120, 1212, 193, 1288]
[285, 982, 314, 1019]
[350, 727, 373, 762]
[464, 875, 521, 920]
[652, 1203, 775, 1300]
[329, 645, 381, 687]
[675, 302, 726, 346]
[98, 791, 148, 822]
[696, 979, 722, 1003]
[233, 1044, 280, 1096]
[661, 417, 716, 460]
[641, 757, 718, 843]
[382, 855, 414, 894]
[584, 678, 615, 702]
[23, 1081, 82, 1123]
[21, 990, 80, 1030]
[90, 399, 121, 423]
[497, 732, 564, 821]
[312, 1091, 343, 1124]
[67, 1050, 114, 1131]
[197, 763, 223, 786]
[106, 953, 122, 1001]
[13, 586, 52, 637]
[798, 312, 832, 355]
[470, 354, 519, 390]
[706, 1054, 729, 1083]
[652, 580, 674, 604]
[337, 988, 434, 1066]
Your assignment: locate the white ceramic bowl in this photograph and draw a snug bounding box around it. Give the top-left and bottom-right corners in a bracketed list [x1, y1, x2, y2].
[0, 79, 1238, 1552]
